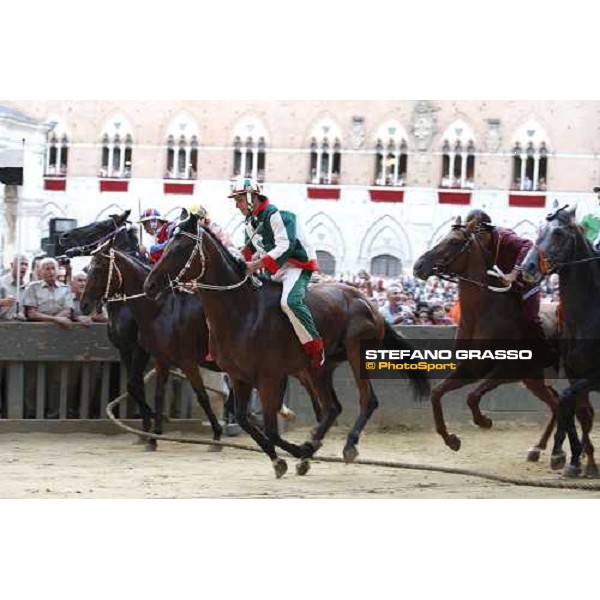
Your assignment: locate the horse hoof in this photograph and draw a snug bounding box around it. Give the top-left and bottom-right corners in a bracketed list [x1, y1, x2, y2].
[526, 447, 541, 462]
[208, 443, 223, 453]
[584, 463, 599, 478]
[477, 416, 493, 429]
[144, 440, 157, 452]
[273, 458, 288, 479]
[296, 459, 311, 476]
[550, 452, 566, 470]
[446, 434, 461, 452]
[563, 464, 582, 478]
[225, 423, 242, 437]
[279, 406, 297, 422]
[343, 446, 359, 464]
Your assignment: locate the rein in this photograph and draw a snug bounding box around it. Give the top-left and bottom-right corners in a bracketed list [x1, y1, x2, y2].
[93, 245, 146, 303]
[169, 229, 260, 293]
[434, 228, 512, 293]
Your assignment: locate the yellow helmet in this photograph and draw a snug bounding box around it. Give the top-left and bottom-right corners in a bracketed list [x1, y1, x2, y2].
[189, 203, 209, 221]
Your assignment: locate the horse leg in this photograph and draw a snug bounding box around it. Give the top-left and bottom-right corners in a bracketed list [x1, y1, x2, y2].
[576, 395, 598, 477]
[521, 378, 558, 462]
[301, 365, 342, 455]
[183, 363, 223, 450]
[232, 379, 286, 478]
[259, 378, 318, 463]
[296, 371, 323, 422]
[430, 364, 477, 451]
[127, 348, 154, 448]
[552, 378, 593, 476]
[149, 362, 170, 451]
[464, 370, 515, 430]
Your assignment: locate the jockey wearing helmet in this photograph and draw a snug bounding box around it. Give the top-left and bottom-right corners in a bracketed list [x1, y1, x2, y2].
[230, 176, 325, 370]
[139, 208, 176, 265]
[188, 203, 240, 258]
[465, 208, 554, 365]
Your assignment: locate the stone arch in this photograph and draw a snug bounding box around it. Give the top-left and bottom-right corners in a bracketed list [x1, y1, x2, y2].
[440, 118, 478, 146]
[359, 215, 412, 264]
[511, 117, 551, 148]
[512, 219, 539, 241]
[305, 114, 344, 146]
[100, 112, 135, 140]
[166, 111, 200, 140]
[305, 211, 346, 262]
[231, 113, 269, 144]
[372, 117, 410, 147]
[94, 203, 126, 221]
[428, 217, 458, 248]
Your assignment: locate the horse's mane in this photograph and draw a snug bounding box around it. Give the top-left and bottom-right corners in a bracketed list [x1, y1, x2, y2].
[200, 224, 247, 276]
[115, 247, 151, 274]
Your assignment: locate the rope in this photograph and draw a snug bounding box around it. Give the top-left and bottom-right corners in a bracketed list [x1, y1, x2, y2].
[105, 369, 600, 491]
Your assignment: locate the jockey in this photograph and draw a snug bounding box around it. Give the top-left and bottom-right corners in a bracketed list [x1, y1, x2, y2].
[229, 176, 325, 370]
[139, 208, 176, 265]
[465, 208, 554, 364]
[579, 186, 600, 249]
[188, 203, 241, 258]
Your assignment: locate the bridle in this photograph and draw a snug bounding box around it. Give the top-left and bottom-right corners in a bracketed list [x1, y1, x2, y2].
[61, 218, 129, 258]
[90, 241, 146, 303]
[168, 227, 261, 293]
[534, 220, 600, 276]
[433, 226, 512, 293]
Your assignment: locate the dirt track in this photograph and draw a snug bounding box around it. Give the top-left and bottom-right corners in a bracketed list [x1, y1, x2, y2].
[1, 423, 599, 498]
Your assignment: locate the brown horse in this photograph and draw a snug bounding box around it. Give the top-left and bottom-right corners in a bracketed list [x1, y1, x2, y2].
[413, 216, 560, 461]
[80, 243, 226, 449]
[143, 213, 429, 478]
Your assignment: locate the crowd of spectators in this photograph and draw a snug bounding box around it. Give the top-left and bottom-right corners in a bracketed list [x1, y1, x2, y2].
[311, 268, 561, 327]
[0, 254, 107, 326]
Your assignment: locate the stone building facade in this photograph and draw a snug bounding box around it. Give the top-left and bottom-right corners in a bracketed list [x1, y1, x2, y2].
[2, 100, 600, 274]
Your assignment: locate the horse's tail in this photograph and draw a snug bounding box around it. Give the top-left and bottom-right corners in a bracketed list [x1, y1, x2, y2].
[382, 322, 431, 401]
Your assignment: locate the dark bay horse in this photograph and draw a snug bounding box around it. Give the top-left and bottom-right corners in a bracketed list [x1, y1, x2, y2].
[80, 245, 225, 448]
[143, 213, 430, 478]
[59, 211, 153, 437]
[413, 216, 560, 462]
[521, 204, 598, 477]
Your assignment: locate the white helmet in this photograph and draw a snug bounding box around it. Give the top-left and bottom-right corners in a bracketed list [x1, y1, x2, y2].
[228, 177, 262, 206]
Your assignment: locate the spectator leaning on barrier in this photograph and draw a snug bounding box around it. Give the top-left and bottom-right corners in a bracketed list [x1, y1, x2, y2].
[70, 271, 108, 325]
[0, 254, 28, 321]
[22, 257, 74, 329]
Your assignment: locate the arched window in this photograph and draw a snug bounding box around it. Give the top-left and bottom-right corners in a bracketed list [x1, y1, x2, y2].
[375, 139, 407, 186]
[512, 141, 548, 191]
[440, 120, 476, 189]
[316, 250, 336, 275]
[308, 118, 343, 185]
[45, 124, 69, 177]
[231, 117, 268, 182]
[165, 134, 198, 179]
[99, 118, 133, 178]
[370, 254, 402, 277]
[511, 120, 549, 191]
[373, 120, 409, 186]
[309, 136, 342, 185]
[164, 114, 200, 180]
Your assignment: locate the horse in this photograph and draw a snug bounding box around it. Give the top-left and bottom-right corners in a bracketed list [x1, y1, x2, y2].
[62, 210, 306, 430]
[58, 211, 154, 441]
[143, 213, 430, 478]
[413, 215, 561, 462]
[521, 204, 598, 477]
[80, 243, 226, 448]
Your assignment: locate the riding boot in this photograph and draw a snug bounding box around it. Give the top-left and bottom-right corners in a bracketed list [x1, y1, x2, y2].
[303, 338, 325, 370]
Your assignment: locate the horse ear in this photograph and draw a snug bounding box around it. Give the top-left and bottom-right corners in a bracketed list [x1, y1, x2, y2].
[179, 207, 189, 221]
[567, 205, 577, 220]
[454, 216, 462, 226]
[551, 198, 559, 209]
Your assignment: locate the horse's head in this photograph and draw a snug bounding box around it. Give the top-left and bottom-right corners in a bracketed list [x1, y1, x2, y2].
[80, 248, 115, 315]
[521, 204, 578, 283]
[144, 212, 201, 300]
[60, 210, 131, 251]
[414, 216, 486, 280]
